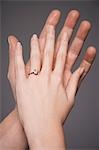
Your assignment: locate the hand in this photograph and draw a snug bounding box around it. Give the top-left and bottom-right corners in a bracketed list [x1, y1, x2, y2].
[6, 10, 61, 149]
[7, 9, 60, 100]
[0, 109, 28, 150]
[14, 24, 96, 149]
[8, 9, 95, 101]
[7, 9, 96, 149]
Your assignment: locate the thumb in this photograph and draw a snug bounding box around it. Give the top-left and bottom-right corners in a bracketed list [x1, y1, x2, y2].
[66, 67, 84, 103]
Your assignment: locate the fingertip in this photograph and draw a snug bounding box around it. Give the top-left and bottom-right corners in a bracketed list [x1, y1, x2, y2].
[87, 46, 96, 55]
[69, 9, 80, 18]
[33, 34, 38, 39]
[81, 20, 91, 30]
[8, 35, 18, 43]
[65, 9, 80, 28]
[8, 35, 18, 51]
[51, 9, 61, 17]
[76, 20, 91, 40]
[85, 46, 96, 62]
[31, 34, 38, 42]
[47, 9, 61, 26]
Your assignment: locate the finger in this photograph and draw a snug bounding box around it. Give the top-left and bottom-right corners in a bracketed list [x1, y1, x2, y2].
[65, 20, 91, 70]
[30, 34, 41, 75]
[8, 35, 18, 77]
[39, 9, 61, 56]
[8, 35, 18, 64]
[66, 67, 84, 105]
[26, 60, 31, 77]
[26, 10, 78, 76]
[7, 36, 18, 99]
[27, 10, 60, 76]
[55, 10, 80, 55]
[41, 25, 55, 74]
[15, 42, 26, 81]
[54, 32, 68, 78]
[78, 46, 96, 86]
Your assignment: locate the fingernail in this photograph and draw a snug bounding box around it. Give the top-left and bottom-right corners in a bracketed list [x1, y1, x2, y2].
[32, 34, 37, 39]
[17, 42, 21, 48]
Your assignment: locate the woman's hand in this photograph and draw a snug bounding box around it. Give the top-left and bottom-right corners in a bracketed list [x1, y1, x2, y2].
[7, 10, 60, 100]
[15, 26, 82, 124]
[14, 25, 96, 149]
[5, 10, 60, 150]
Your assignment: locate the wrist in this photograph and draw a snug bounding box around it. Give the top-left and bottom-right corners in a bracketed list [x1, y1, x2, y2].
[0, 109, 28, 150]
[24, 121, 66, 150]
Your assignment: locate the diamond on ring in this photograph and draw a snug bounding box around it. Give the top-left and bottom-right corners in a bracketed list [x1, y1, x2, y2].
[28, 69, 39, 75]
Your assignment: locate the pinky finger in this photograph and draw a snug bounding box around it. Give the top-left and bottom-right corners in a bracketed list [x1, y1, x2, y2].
[66, 67, 84, 105]
[79, 46, 96, 87]
[15, 42, 26, 81]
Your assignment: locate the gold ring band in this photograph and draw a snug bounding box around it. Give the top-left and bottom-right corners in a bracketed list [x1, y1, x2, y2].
[28, 69, 39, 75]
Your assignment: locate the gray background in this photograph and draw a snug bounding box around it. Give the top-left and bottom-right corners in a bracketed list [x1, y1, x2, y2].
[1, 1, 99, 149]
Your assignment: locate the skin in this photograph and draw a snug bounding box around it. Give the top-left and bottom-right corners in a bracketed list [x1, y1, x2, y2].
[14, 25, 96, 150]
[0, 9, 96, 149]
[0, 108, 28, 150]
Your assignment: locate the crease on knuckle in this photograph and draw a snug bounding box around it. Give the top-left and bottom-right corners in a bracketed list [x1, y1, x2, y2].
[45, 49, 53, 57]
[31, 53, 40, 61]
[58, 51, 65, 61]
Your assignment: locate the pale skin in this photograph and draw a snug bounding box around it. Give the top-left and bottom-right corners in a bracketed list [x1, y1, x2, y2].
[0, 9, 96, 149]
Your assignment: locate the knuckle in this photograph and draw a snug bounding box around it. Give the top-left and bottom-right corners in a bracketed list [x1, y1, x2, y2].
[52, 72, 61, 84]
[15, 65, 22, 74]
[45, 49, 52, 57]
[48, 33, 54, 39]
[58, 52, 65, 61]
[16, 62, 23, 70]
[31, 53, 40, 60]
